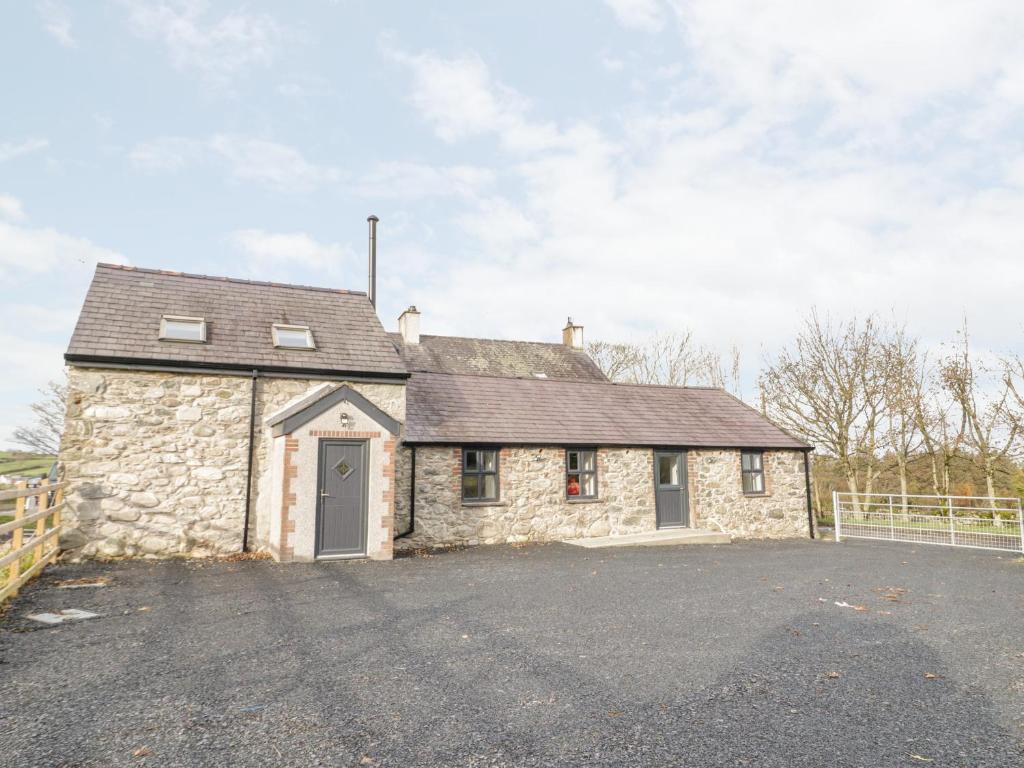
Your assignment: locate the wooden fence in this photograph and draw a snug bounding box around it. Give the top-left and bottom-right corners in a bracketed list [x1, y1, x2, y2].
[0, 480, 63, 604]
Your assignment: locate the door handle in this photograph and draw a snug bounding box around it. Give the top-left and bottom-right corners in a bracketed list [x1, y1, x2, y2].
[320, 490, 331, 498]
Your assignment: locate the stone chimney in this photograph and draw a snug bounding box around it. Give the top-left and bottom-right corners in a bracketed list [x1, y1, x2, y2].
[562, 317, 583, 349]
[398, 306, 421, 345]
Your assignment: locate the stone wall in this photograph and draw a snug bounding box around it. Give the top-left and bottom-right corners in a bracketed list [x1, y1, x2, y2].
[397, 446, 810, 549]
[397, 446, 657, 549]
[60, 366, 807, 559]
[688, 449, 809, 538]
[61, 366, 405, 559]
[61, 368, 251, 558]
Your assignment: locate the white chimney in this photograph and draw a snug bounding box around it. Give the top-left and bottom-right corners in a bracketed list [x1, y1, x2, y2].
[562, 317, 583, 349]
[399, 306, 421, 345]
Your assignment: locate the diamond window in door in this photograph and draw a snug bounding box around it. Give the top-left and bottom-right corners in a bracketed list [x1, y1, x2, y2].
[333, 458, 355, 480]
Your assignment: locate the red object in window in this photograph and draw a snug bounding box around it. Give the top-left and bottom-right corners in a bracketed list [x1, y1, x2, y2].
[567, 477, 580, 496]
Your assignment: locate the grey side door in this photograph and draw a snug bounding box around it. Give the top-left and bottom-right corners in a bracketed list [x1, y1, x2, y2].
[316, 440, 368, 558]
[654, 450, 690, 528]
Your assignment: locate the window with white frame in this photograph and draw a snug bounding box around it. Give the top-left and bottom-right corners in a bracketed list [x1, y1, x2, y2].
[159, 315, 206, 343]
[741, 451, 765, 494]
[272, 324, 316, 349]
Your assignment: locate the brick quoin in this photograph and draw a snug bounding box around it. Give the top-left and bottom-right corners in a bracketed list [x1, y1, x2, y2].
[279, 435, 300, 562]
[374, 437, 397, 560]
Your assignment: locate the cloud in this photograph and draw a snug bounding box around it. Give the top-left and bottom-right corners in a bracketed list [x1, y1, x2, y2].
[0, 138, 49, 163]
[381, 31, 1024, 373]
[36, 0, 75, 47]
[0, 217, 129, 446]
[356, 162, 494, 200]
[384, 45, 563, 152]
[666, 0, 1024, 132]
[208, 135, 339, 192]
[0, 195, 26, 222]
[600, 53, 626, 73]
[128, 136, 199, 172]
[0, 220, 127, 279]
[228, 229, 357, 282]
[605, 0, 665, 32]
[129, 135, 340, 192]
[119, 0, 285, 86]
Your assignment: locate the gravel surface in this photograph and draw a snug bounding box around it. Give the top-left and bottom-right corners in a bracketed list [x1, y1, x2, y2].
[1, 539, 1022, 767]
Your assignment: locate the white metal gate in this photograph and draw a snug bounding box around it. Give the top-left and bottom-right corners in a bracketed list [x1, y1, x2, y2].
[833, 491, 1024, 553]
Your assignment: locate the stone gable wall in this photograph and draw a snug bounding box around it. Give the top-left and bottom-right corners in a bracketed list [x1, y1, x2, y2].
[60, 366, 404, 559]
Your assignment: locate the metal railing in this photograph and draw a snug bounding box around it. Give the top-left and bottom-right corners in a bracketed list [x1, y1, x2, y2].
[834, 491, 1024, 553]
[0, 479, 63, 604]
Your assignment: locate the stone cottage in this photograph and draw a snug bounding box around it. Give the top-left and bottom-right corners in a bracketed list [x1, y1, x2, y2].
[59, 261, 813, 562]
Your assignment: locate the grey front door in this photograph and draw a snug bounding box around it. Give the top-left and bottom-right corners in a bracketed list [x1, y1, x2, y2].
[654, 450, 689, 528]
[316, 440, 368, 557]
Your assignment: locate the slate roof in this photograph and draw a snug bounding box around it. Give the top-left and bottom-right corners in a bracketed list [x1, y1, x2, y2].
[66, 264, 407, 377]
[389, 333, 608, 381]
[405, 372, 809, 449]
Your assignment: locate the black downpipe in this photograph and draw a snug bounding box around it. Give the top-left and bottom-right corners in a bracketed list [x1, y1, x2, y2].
[395, 445, 416, 539]
[242, 369, 259, 551]
[803, 449, 815, 539]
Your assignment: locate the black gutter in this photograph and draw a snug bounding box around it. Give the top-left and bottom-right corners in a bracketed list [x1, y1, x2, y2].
[394, 445, 416, 539]
[402, 441, 811, 451]
[64, 353, 410, 381]
[803, 448, 815, 539]
[242, 369, 258, 552]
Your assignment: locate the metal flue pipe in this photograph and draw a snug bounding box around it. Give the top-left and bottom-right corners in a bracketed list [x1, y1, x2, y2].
[367, 215, 378, 307]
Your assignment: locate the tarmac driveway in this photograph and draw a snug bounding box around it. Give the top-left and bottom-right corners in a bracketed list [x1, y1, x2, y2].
[1, 539, 1022, 767]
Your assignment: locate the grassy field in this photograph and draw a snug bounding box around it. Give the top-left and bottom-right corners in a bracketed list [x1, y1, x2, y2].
[839, 512, 1021, 536]
[0, 452, 55, 518]
[0, 451, 54, 480]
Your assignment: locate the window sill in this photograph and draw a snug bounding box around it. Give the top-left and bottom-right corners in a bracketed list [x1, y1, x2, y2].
[461, 500, 507, 508]
[743, 492, 771, 498]
[566, 497, 602, 504]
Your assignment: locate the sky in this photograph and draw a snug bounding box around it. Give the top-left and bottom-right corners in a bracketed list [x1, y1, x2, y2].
[2, 0, 1024, 447]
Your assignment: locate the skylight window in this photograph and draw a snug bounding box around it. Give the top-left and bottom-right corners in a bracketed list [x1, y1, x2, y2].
[272, 324, 315, 350]
[159, 315, 206, 343]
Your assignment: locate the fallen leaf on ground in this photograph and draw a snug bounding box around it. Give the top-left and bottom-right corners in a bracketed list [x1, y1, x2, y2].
[909, 754, 933, 762]
[607, 710, 623, 717]
[132, 746, 152, 758]
[924, 673, 942, 680]
[833, 601, 868, 611]
[824, 671, 841, 679]
[56, 576, 110, 589]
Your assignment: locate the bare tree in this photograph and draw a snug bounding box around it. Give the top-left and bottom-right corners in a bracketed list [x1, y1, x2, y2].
[941, 326, 1019, 518]
[586, 341, 640, 383]
[759, 311, 886, 509]
[12, 379, 67, 455]
[913, 360, 965, 499]
[587, 331, 725, 387]
[1005, 353, 1024, 436]
[879, 327, 923, 510]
